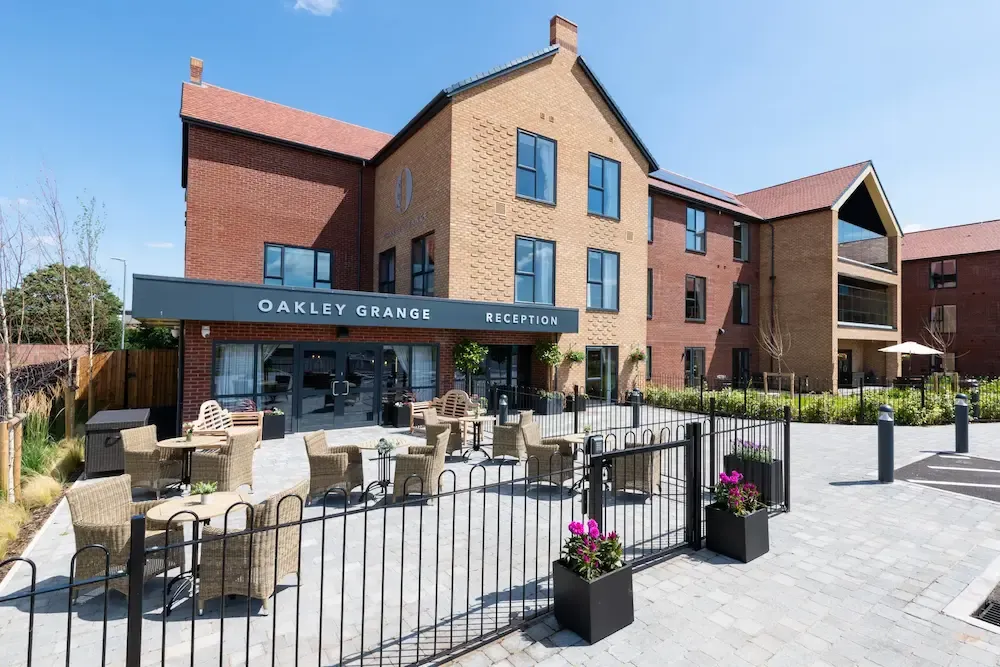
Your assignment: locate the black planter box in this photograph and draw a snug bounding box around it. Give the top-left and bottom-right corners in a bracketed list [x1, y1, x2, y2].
[722, 455, 783, 506]
[552, 560, 633, 644]
[261, 413, 286, 440]
[533, 396, 564, 416]
[705, 505, 769, 563]
[564, 395, 587, 413]
[392, 404, 412, 428]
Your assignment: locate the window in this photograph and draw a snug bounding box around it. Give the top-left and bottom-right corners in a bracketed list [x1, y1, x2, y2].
[411, 233, 435, 296]
[587, 154, 620, 219]
[733, 283, 750, 325]
[647, 196, 654, 242]
[685, 275, 706, 322]
[587, 249, 619, 311]
[383, 344, 438, 402]
[514, 236, 555, 304]
[645, 346, 652, 380]
[213, 342, 293, 428]
[264, 244, 332, 289]
[732, 348, 751, 385]
[686, 208, 706, 253]
[378, 248, 396, 294]
[684, 347, 706, 386]
[930, 305, 957, 334]
[929, 259, 957, 289]
[585, 346, 619, 400]
[733, 220, 749, 261]
[647, 268, 653, 319]
[515, 130, 556, 204]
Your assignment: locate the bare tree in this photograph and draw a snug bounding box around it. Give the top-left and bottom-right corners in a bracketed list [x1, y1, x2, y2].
[757, 304, 792, 374]
[75, 195, 105, 417]
[920, 301, 963, 373]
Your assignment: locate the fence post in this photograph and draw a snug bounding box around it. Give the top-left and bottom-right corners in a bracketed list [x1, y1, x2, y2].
[0, 420, 8, 501]
[797, 375, 803, 419]
[573, 385, 580, 434]
[125, 514, 145, 667]
[699, 375, 705, 413]
[859, 375, 866, 424]
[783, 406, 792, 511]
[709, 398, 717, 487]
[11, 419, 22, 503]
[685, 422, 703, 548]
[585, 435, 605, 524]
[920, 378, 926, 409]
[63, 380, 76, 439]
[744, 381, 748, 413]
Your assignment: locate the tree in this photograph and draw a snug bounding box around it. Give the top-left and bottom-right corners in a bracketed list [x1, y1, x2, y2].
[757, 304, 792, 374]
[126, 323, 178, 350]
[75, 195, 105, 417]
[0, 199, 29, 422]
[921, 302, 963, 374]
[37, 173, 74, 386]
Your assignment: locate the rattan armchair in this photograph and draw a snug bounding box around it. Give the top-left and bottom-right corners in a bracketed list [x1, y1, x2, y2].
[303, 430, 364, 504]
[65, 474, 184, 600]
[121, 425, 182, 498]
[197, 480, 308, 615]
[491, 410, 534, 462]
[190, 427, 256, 493]
[612, 439, 662, 499]
[393, 424, 449, 500]
[526, 425, 576, 487]
[423, 407, 464, 455]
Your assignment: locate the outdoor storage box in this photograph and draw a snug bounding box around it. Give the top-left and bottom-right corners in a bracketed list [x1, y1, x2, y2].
[84, 408, 150, 477]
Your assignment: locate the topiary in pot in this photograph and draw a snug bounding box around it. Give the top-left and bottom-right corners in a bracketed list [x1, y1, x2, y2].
[454, 339, 488, 389]
[535, 341, 563, 388]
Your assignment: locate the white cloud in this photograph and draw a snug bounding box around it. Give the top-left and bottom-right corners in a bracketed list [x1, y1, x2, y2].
[144, 241, 174, 249]
[32, 234, 58, 247]
[294, 0, 340, 16]
[0, 196, 35, 209]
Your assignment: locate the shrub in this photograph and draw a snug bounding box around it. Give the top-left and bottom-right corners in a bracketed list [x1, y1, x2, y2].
[0, 503, 29, 560]
[20, 475, 61, 511]
[534, 341, 563, 368]
[20, 411, 59, 476]
[799, 395, 834, 423]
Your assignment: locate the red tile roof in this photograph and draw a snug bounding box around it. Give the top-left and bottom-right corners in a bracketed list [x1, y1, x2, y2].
[901, 219, 1000, 261]
[180, 82, 392, 161]
[648, 172, 761, 219]
[737, 161, 870, 220]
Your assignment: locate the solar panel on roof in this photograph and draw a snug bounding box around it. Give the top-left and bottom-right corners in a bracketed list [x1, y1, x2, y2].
[650, 170, 740, 206]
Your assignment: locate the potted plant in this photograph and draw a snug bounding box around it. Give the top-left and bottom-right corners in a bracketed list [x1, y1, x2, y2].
[534, 390, 564, 415]
[705, 470, 769, 563]
[553, 519, 633, 644]
[383, 389, 415, 427]
[565, 390, 589, 413]
[262, 408, 285, 440]
[191, 481, 218, 505]
[563, 347, 585, 365]
[182, 422, 195, 443]
[722, 439, 783, 506]
[454, 339, 488, 389]
[626, 347, 646, 363]
[535, 341, 564, 388]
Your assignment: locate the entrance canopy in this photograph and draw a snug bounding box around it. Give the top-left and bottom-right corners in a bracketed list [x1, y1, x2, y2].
[878, 341, 942, 355]
[132, 274, 579, 334]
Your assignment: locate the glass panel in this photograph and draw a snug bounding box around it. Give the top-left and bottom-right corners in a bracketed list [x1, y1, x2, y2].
[587, 283, 601, 309]
[413, 274, 424, 294]
[283, 247, 315, 287]
[516, 167, 535, 199]
[424, 272, 435, 297]
[412, 345, 437, 392]
[537, 137, 555, 202]
[602, 253, 618, 310]
[604, 160, 619, 217]
[588, 155, 602, 187]
[264, 277, 283, 286]
[259, 392, 291, 421]
[218, 395, 257, 412]
[301, 348, 337, 391]
[299, 347, 337, 431]
[517, 131, 535, 168]
[515, 274, 534, 303]
[412, 238, 425, 273]
[214, 343, 255, 396]
[315, 281, 330, 290]
[383, 345, 411, 395]
[342, 350, 377, 426]
[587, 250, 602, 282]
[425, 235, 435, 270]
[257, 344, 293, 393]
[316, 251, 331, 282]
[515, 238, 534, 274]
[264, 245, 282, 279]
[587, 187, 602, 215]
[648, 196, 653, 241]
[535, 240, 554, 305]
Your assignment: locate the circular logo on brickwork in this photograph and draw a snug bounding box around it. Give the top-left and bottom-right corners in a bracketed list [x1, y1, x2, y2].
[394, 167, 413, 214]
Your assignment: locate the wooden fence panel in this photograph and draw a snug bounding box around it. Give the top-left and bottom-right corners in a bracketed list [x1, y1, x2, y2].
[76, 349, 178, 411]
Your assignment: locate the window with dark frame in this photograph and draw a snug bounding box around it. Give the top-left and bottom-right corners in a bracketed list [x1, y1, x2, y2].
[587, 248, 620, 311]
[732, 348, 751, 385]
[686, 207, 706, 253]
[647, 196, 654, 242]
[733, 220, 749, 261]
[411, 233, 435, 296]
[684, 347, 706, 387]
[930, 304, 957, 334]
[585, 346, 619, 400]
[515, 130, 556, 204]
[587, 154, 621, 219]
[264, 244, 332, 289]
[647, 268, 653, 319]
[685, 275, 706, 321]
[378, 248, 396, 294]
[733, 282, 750, 325]
[514, 236, 555, 305]
[929, 259, 957, 289]
[645, 346, 652, 380]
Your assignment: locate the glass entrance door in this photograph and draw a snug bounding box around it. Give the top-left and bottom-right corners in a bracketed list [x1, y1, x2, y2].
[297, 344, 379, 431]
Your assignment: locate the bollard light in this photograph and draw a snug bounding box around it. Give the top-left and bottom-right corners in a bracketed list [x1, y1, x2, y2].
[878, 404, 894, 483]
[955, 393, 969, 408]
[587, 434, 604, 456]
[878, 405, 894, 422]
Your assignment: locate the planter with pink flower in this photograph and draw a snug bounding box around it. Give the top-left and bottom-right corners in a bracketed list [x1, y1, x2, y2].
[552, 519, 633, 644]
[705, 470, 769, 563]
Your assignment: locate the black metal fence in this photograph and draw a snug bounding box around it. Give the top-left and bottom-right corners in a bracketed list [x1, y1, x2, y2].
[0, 408, 790, 667]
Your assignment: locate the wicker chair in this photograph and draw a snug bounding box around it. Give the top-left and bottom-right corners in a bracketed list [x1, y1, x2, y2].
[190, 427, 256, 493]
[491, 410, 534, 463]
[303, 431, 364, 504]
[612, 438, 662, 499]
[197, 480, 308, 615]
[423, 407, 464, 455]
[526, 425, 576, 488]
[120, 425, 183, 498]
[393, 424, 449, 500]
[65, 474, 184, 600]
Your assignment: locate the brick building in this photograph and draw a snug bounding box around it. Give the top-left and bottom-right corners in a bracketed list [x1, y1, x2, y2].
[135, 15, 904, 431]
[900, 219, 1000, 377]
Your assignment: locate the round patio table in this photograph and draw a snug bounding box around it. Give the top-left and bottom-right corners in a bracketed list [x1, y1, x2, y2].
[157, 435, 225, 485]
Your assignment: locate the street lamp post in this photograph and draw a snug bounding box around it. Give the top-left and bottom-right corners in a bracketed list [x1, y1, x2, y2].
[110, 257, 126, 349]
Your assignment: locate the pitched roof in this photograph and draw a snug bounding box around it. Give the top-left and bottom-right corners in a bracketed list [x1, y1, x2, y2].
[737, 161, 870, 220]
[901, 219, 1000, 261]
[648, 171, 760, 219]
[180, 82, 392, 161]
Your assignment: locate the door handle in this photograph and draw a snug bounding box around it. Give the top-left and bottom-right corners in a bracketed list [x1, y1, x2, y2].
[340, 380, 351, 395]
[331, 380, 340, 396]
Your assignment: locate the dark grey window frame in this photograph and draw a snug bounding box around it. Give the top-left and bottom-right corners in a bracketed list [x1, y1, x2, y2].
[263, 243, 333, 289]
[514, 236, 556, 305]
[587, 153, 621, 220]
[411, 233, 435, 297]
[684, 347, 706, 387]
[378, 248, 396, 294]
[685, 207, 706, 254]
[515, 129, 557, 205]
[733, 282, 750, 325]
[586, 248, 620, 312]
[733, 220, 750, 261]
[585, 345, 619, 401]
[647, 267, 653, 319]
[647, 195, 654, 242]
[645, 346, 652, 380]
[929, 258, 957, 289]
[685, 274, 706, 322]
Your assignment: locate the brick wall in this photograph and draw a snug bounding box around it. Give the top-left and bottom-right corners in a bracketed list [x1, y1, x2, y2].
[646, 191, 760, 380]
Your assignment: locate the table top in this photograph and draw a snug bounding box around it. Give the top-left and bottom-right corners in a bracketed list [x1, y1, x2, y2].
[157, 435, 225, 450]
[146, 491, 252, 523]
[457, 414, 496, 423]
[561, 433, 589, 443]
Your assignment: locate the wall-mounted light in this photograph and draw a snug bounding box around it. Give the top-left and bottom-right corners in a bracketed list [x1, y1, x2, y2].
[170, 327, 180, 339]
[201, 325, 211, 338]
[718, 328, 726, 335]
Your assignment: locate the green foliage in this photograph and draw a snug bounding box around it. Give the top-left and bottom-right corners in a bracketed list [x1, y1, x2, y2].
[627, 347, 646, 363]
[453, 339, 488, 374]
[563, 348, 585, 364]
[20, 411, 58, 476]
[538, 390, 565, 399]
[534, 341, 563, 368]
[191, 481, 218, 496]
[4, 263, 122, 349]
[126, 323, 178, 349]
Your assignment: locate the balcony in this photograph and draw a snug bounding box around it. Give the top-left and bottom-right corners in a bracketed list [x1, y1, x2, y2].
[838, 279, 891, 328]
[838, 219, 892, 271]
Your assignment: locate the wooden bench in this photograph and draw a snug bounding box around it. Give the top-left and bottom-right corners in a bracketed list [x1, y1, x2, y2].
[409, 399, 440, 433]
[192, 400, 262, 448]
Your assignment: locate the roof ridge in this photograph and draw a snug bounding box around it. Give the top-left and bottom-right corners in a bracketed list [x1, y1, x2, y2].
[443, 44, 559, 95]
[738, 160, 871, 197]
[905, 219, 1000, 235]
[185, 81, 393, 138]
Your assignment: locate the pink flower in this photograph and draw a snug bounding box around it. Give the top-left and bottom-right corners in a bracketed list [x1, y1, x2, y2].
[568, 521, 584, 536]
[587, 519, 598, 531]
[608, 531, 618, 540]
[589, 526, 600, 538]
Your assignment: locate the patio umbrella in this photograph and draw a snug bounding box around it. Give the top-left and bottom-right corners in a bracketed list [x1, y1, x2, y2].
[878, 341, 943, 377]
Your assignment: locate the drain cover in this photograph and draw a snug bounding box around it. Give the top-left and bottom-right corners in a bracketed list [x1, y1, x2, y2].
[976, 601, 1000, 627]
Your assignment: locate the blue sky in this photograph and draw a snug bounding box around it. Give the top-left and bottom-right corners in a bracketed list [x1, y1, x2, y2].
[2, 0, 998, 305]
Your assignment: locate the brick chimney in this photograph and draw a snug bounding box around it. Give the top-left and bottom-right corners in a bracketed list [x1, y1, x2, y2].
[549, 15, 578, 53]
[190, 57, 204, 85]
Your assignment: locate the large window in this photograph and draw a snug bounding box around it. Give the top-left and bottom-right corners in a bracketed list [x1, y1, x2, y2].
[648, 196, 654, 242]
[514, 236, 555, 304]
[213, 342, 294, 428]
[930, 305, 957, 334]
[929, 259, 957, 289]
[516, 130, 556, 204]
[382, 344, 438, 402]
[684, 347, 706, 387]
[733, 220, 749, 261]
[732, 348, 751, 385]
[378, 248, 396, 294]
[645, 346, 652, 381]
[733, 283, 750, 325]
[586, 249, 619, 311]
[647, 268, 653, 319]
[686, 208, 706, 253]
[587, 154, 620, 219]
[264, 244, 332, 289]
[586, 346, 619, 401]
[685, 275, 706, 322]
[411, 233, 435, 296]
[838, 279, 890, 326]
